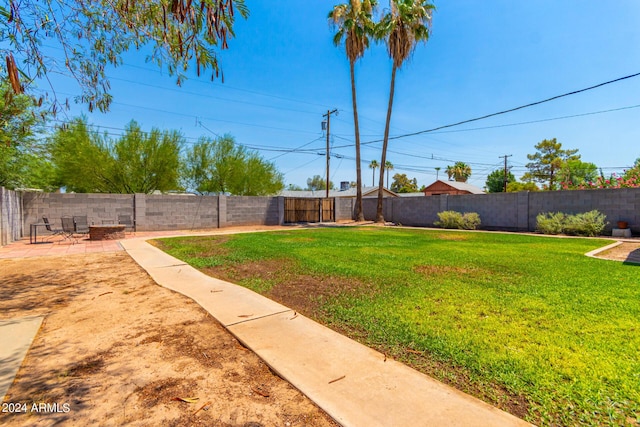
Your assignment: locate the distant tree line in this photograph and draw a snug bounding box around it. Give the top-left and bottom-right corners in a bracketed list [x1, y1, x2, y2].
[484, 138, 639, 193]
[0, 93, 283, 195]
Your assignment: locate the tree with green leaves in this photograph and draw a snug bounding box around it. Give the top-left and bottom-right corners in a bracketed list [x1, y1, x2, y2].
[1, 0, 248, 112]
[182, 135, 283, 195]
[48, 118, 113, 192]
[486, 168, 515, 193]
[374, 0, 435, 222]
[0, 81, 54, 190]
[330, 0, 377, 222]
[369, 159, 379, 186]
[390, 173, 417, 193]
[111, 122, 182, 194]
[622, 157, 640, 183]
[556, 159, 598, 189]
[49, 118, 182, 193]
[507, 181, 540, 192]
[446, 161, 472, 183]
[523, 138, 580, 190]
[306, 175, 334, 191]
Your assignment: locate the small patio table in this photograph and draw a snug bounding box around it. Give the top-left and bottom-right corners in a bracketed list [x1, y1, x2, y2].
[29, 223, 51, 244]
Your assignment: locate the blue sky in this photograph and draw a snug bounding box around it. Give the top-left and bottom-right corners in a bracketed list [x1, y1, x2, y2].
[40, 0, 640, 190]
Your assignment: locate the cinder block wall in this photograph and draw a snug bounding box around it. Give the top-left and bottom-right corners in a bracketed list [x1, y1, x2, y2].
[363, 188, 640, 234]
[11, 187, 640, 244]
[389, 197, 440, 226]
[335, 198, 355, 221]
[362, 196, 394, 221]
[528, 188, 640, 233]
[225, 196, 280, 226]
[22, 192, 134, 228]
[142, 194, 219, 231]
[448, 193, 521, 230]
[0, 187, 22, 245]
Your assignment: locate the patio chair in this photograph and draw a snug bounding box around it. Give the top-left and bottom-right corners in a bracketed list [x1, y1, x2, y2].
[60, 216, 78, 243]
[73, 215, 90, 238]
[42, 216, 65, 241]
[118, 214, 135, 234]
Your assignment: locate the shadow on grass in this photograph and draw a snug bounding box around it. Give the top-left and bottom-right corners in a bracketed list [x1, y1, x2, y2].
[623, 248, 640, 266]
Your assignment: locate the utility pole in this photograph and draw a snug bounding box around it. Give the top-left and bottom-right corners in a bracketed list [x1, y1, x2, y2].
[323, 109, 338, 198]
[499, 154, 513, 192]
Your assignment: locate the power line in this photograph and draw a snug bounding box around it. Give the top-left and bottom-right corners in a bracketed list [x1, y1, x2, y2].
[32, 87, 321, 137]
[107, 76, 322, 116]
[425, 104, 640, 135]
[386, 71, 640, 141]
[269, 136, 325, 161]
[322, 101, 640, 165]
[325, 72, 640, 150]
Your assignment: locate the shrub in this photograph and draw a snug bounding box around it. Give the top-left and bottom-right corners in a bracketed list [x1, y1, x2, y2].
[435, 211, 481, 230]
[536, 210, 607, 237]
[563, 210, 607, 237]
[536, 212, 566, 235]
[460, 212, 481, 230]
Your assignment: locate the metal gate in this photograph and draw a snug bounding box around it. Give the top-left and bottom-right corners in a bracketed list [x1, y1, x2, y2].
[284, 198, 335, 223]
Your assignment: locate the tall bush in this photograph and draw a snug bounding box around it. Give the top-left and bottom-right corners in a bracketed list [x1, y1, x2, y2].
[536, 212, 566, 235]
[536, 210, 606, 237]
[563, 210, 607, 237]
[435, 211, 481, 230]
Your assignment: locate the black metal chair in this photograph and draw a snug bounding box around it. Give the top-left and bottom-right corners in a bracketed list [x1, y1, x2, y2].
[73, 215, 90, 238]
[42, 216, 64, 241]
[61, 217, 78, 243]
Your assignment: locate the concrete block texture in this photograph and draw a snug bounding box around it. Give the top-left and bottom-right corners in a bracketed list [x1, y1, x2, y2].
[225, 196, 280, 226]
[22, 192, 134, 228]
[7, 187, 640, 243]
[144, 194, 219, 231]
[0, 188, 23, 245]
[366, 188, 639, 233]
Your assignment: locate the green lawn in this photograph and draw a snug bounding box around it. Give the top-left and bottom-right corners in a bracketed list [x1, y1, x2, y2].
[154, 227, 640, 426]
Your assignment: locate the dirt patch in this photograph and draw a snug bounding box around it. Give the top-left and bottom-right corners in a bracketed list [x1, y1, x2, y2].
[203, 258, 377, 319]
[0, 253, 337, 427]
[595, 242, 640, 263]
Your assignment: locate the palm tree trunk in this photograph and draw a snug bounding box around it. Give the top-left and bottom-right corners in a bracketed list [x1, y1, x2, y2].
[376, 65, 397, 223]
[350, 60, 365, 222]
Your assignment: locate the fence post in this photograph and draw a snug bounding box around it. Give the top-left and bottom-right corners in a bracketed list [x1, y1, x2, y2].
[517, 191, 530, 231]
[277, 196, 285, 225]
[439, 194, 449, 213]
[218, 195, 227, 228]
[133, 193, 146, 231]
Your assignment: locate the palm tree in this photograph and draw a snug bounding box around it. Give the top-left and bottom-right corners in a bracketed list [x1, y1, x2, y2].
[374, 0, 434, 222]
[369, 159, 379, 186]
[330, 0, 377, 222]
[446, 161, 472, 182]
[385, 160, 394, 188]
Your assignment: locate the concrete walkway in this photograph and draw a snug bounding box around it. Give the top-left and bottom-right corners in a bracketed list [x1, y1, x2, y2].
[0, 316, 43, 400]
[121, 237, 533, 426]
